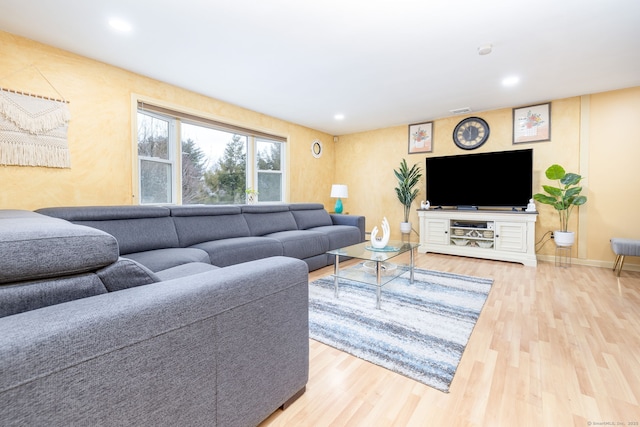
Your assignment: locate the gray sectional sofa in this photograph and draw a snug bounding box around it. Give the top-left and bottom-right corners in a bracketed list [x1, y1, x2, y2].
[0, 203, 365, 427]
[37, 202, 365, 273]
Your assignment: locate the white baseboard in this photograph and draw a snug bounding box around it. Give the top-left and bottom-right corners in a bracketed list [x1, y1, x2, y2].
[536, 254, 640, 272]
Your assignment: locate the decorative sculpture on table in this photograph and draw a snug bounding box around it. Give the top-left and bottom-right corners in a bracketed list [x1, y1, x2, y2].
[370, 217, 390, 249]
[525, 198, 536, 212]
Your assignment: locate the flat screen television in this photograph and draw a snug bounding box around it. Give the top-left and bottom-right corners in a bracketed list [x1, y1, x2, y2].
[425, 149, 533, 209]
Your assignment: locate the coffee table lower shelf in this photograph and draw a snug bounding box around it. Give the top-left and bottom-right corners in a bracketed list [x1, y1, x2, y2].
[331, 263, 415, 309]
[328, 241, 417, 309]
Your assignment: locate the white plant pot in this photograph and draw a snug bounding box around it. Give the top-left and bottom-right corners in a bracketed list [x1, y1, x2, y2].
[554, 231, 575, 247]
[247, 193, 258, 204]
[400, 222, 412, 234]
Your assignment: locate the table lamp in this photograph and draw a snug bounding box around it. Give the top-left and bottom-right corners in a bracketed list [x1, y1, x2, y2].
[330, 184, 348, 214]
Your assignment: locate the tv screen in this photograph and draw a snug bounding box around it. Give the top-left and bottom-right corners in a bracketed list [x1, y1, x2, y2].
[425, 149, 533, 209]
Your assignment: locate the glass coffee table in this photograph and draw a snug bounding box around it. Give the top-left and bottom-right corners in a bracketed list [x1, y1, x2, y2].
[327, 240, 418, 309]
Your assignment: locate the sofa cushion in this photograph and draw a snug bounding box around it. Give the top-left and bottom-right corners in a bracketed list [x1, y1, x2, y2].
[242, 205, 298, 236]
[0, 274, 107, 318]
[96, 258, 160, 292]
[329, 214, 366, 242]
[290, 204, 333, 229]
[123, 248, 211, 272]
[266, 230, 329, 259]
[288, 203, 325, 211]
[37, 206, 180, 255]
[73, 217, 180, 255]
[0, 214, 119, 284]
[170, 205, 250, 247]
[170, 205, 241, 217]
[308, 225, 363, 250]
[192, 237, 283, 267]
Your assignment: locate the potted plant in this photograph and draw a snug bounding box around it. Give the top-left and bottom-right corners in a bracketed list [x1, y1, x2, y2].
[245, 188, 259, 204]
[533, 164, 587, 247]
[394, 159, 422, 234]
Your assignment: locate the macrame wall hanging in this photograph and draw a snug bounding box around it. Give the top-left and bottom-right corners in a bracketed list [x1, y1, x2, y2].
[0, 65, 71, 168]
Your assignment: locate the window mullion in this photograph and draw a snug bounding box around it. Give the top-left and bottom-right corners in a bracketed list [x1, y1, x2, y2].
[172, 119, 180, 204]
[248, 136, 256, 193]
[139, 156, 172, 164]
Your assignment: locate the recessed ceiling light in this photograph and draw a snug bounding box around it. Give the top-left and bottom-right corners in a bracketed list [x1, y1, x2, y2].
[502, 76, 520, 87]
[450, 107, 472, 115]
[108, 18, 132, 33]
[478, 44, 492, 55]
[334, 114, 345, 120]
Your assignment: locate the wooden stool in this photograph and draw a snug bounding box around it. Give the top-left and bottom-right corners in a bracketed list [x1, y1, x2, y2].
[611, 238, 640, 276]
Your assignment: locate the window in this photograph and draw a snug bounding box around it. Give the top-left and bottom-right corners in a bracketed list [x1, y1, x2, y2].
[137, 112, 176, 204]
[136, 102, 286, 205]
[256, 138, 283, 202]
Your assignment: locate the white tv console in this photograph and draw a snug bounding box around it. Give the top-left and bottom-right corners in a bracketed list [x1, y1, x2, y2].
[417, 209, 538, 267]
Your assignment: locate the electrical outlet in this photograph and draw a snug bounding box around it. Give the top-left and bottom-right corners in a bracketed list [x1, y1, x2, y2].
[551, 232, 554, 239]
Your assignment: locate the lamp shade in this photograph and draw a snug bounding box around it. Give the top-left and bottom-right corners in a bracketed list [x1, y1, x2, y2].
[330, 184, 348, 198]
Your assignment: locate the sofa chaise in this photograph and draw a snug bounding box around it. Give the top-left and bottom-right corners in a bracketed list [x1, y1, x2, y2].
[0, 202, 364, 426]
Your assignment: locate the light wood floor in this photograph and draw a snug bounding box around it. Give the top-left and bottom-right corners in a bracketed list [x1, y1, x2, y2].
[259, 252, 640, 426]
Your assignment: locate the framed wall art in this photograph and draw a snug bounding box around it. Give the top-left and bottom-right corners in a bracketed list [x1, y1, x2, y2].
[513, 102, 551, 144]
[408, 121, 433, 154]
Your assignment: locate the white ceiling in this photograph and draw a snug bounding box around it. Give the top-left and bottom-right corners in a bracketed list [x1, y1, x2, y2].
[1, 0, 639, 135]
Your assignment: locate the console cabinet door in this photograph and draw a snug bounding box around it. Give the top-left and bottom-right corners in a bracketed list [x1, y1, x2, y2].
[494, 222, 527, 253]
[423, 218, 449, 245]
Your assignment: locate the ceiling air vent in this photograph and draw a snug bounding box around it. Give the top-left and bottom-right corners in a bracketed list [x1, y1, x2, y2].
[450, 107, 472, 115]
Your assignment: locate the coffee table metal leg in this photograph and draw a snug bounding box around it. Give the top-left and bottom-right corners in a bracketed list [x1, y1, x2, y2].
[334, 255, 340, 298]
[376, 260, 382, 309]
[410, 246, 415, 284]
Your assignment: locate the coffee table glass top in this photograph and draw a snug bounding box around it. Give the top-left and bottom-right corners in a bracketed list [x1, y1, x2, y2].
[328, 240, 418, 308]
[327, 240, 418, 262]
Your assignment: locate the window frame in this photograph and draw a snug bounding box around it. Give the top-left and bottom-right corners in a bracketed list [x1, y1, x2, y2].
[254, 137, 285, 203]
[136, 110, 179, 205]
[132, 97, 287, 205]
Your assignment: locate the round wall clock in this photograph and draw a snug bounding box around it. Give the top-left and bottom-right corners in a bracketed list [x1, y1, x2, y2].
[453, 117, 490, 150]
[311, 139, 323, 158]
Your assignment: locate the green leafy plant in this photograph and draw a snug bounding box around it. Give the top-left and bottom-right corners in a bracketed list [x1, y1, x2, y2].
[394, 159, 423, 223]
[533, 164, 587, 232]
[245, 187, 259, 204]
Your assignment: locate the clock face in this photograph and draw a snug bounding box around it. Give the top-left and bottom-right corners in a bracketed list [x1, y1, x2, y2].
[311, 139, 323, 158]
[453, 117, 490, 150]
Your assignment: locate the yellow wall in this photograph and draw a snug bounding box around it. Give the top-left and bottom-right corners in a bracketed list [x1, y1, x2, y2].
[0, 31, 335, 210]
[1, 31, 639, 268]
[337, 89, 640, 269]
[587, 88, 640, 263]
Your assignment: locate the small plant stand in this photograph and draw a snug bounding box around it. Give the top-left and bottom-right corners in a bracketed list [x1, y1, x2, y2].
[555, 245, 572, 268]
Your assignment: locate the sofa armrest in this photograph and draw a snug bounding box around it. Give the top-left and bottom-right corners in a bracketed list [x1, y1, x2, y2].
[330, 214, 366, 241]
[0, 256, 309, 427]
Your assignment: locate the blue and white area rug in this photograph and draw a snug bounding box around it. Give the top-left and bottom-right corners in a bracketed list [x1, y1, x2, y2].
[308, 265, 493, 393]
